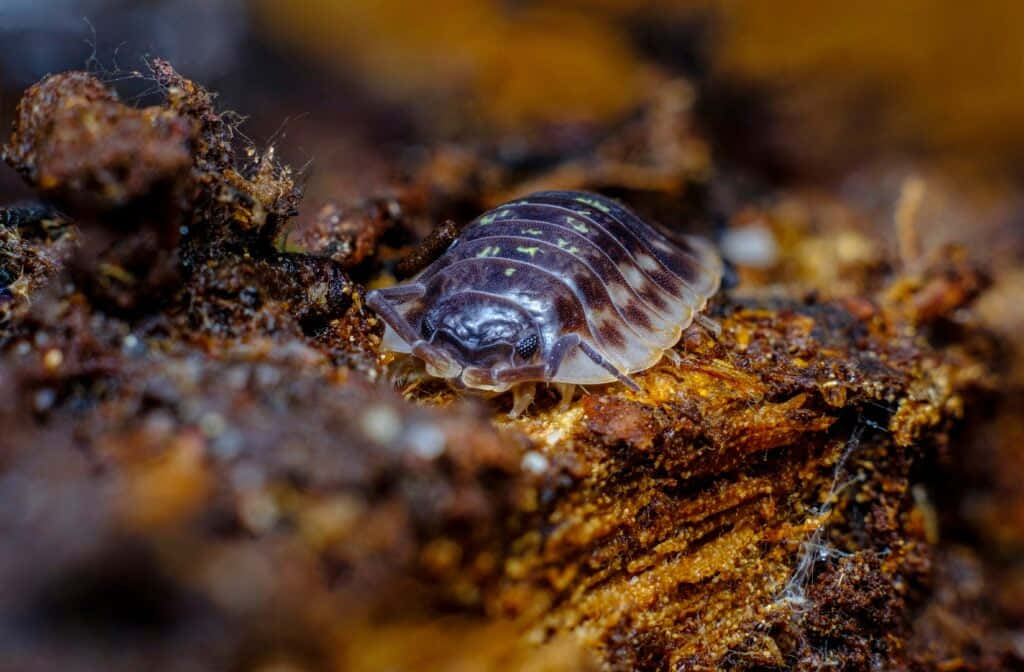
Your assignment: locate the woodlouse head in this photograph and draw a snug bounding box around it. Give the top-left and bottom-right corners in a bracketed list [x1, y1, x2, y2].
[418, 292, 541, 380]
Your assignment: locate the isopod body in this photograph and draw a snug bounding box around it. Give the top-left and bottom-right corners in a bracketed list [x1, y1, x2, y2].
[366, 190, 722, 398]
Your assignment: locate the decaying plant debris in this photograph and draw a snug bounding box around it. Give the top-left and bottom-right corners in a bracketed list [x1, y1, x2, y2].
[0, 60, 1019, 672]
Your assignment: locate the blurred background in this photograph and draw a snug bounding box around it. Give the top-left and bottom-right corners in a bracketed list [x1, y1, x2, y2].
[2, 0, 1024, 199]
[4, 0, 1023, 273]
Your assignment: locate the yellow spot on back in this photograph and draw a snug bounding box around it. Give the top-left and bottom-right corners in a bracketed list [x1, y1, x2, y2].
[516, 246, 541, 257]
[480, 213, 496, 225]
[522, 228, 543, 235]
[575, 195, 612, 214]
[555, 239, 581, 254]
[475, 245, 501, 257]
[571, 222, 589, 234]
[504, 267, 516, 276]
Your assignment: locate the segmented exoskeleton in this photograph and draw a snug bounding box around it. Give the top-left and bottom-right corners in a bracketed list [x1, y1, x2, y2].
[367, 191, 722, 415]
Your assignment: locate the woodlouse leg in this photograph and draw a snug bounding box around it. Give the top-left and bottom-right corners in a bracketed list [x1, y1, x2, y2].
[577, 341, 641, 392]
[510, 384, 536, 418]
[694, 314, 722, 338]
[365, 285, 425, 346]
[553, 383, 576, 411]
[367, 283, 427, 304]
[366, 286, 459, 377]
[543, 334, 582, 378]
[662, 349, 683, 366]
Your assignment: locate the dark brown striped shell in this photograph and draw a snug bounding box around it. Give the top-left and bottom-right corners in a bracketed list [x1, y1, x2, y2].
[366, 191, 722, 392]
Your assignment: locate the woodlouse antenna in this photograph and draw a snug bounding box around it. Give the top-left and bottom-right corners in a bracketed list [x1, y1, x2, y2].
[578, 341, 641, 391]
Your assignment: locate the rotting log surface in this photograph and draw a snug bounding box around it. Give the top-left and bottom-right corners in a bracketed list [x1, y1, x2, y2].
[490, 295, 984, 669]
[0, 63, 1013, 672]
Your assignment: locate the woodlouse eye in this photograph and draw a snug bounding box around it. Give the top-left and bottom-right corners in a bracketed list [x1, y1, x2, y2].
[515, 334, 539, 360]
[421, 316, 437, 340]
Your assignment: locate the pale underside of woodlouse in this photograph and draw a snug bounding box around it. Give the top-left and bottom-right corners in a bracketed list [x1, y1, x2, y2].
[366, 190, 723, 415]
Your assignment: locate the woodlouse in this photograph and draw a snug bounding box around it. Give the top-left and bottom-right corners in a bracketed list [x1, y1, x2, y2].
[366, 190, 723, 415]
